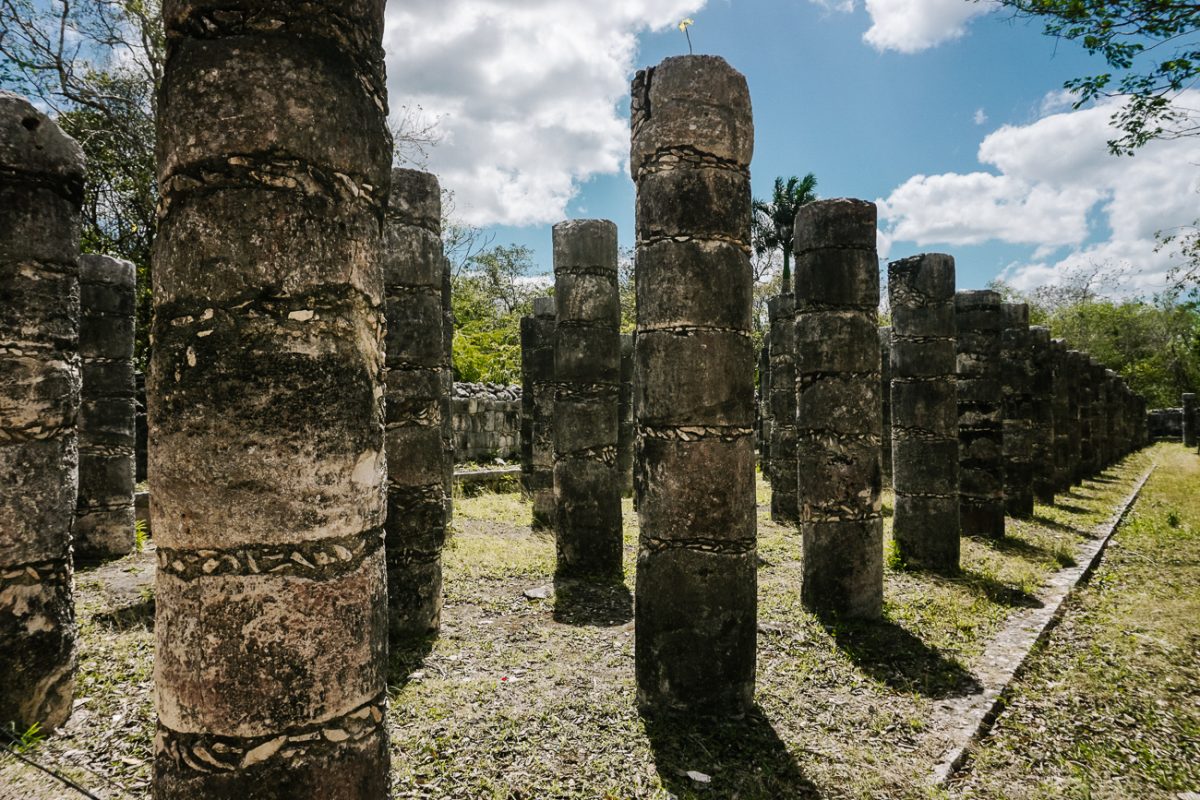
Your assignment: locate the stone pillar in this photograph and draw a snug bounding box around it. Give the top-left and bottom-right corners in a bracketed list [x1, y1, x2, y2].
[1029, 327, 1056, 505]
[74, 254, 137, 560]
[1065, 350, 1085, 484]
[1050, 340, 1072, 493]
[880, 327, 894, 490]
[1089, 360, 1109, 472]
[552, 219, 622, 578]
[1075, 352, 1095, 479]
[1001, 303, 1035, 518]
[758, 341, 771, 474]
[441, 256, 455, 522]
[150, 3, 390, 795]
[384, 169, 447, 641]
[1183, 393, 1197, 448]
[631, 55, 757, 714]
[794, 199, 884, 618]
[520, 297, 556, 528]
[0, 91, 83, 733]
[618, 334, 635, 497]
[767, 293, 798, 524]
[887, 254, 959, 570]
[956, 290, 1005, 538]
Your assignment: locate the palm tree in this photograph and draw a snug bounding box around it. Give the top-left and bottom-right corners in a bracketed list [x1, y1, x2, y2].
[753, 174, 818, 294]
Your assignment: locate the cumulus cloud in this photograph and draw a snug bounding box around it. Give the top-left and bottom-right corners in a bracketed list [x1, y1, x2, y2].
[383, 0, 705, 227]
[973, 108, 987, 125]
[861, 0, 994, 53]
[878, 91, 1200, 293]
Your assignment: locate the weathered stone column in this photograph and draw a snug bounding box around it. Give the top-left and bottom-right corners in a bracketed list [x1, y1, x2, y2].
[384, 169, 447, 641]
[74, 254, 137, 561]
[758, 340, 771, 475]
[1029, 327, 1056, 505]
[767, 293, 798, 523]
[520, 297, 556, 528]
[1064, 349, 1085, 484]
[552, 219, 622, 578]
[1183, 393, 1197, 448]
[1001, 303, 1035, 518]
[887, 254, 959, 570]
[1050, 340, 1073, 493]
[880, 326, 893, 490]
[441, 256, 455, 522]
[618, 334, 635, 497]
[956, 290, 1005, 538]
[1075, 352, 1095, 480]
[1105, 370, 1121, 464]
[150, 3, 391, 795]
[1089, 360, 1109, 472]
[0, 91, 83, 733]
[794, 199, 884, 618]
[631, 55, 757, 714]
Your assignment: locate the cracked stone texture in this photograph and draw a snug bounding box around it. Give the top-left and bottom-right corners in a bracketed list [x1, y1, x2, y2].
[1029, 327, 1057, 505]
[1074, 351, 1096, 483]
[767, 293, 797, 524]
[384, 168, 448, 643]
[887, 253, 959, 570]
[1088, 359, 1110, 473]
[794, 198, 884, 619]
[74, 254, 136, 561]
[552, 219, 622, 578]
[956, 290, 1006, 539]
[631, 55, 757, 716]
[148, 4, 391, 796]
[0, 90, 83, 734]
[880, 326, 893, 490]
[618, 334, 635, 497]
[1001, 303, 1035, 518]
[520, 297, 556, 529]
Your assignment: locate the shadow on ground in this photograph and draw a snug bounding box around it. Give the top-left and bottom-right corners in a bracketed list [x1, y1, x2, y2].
[940, 567, 1046, 608]
[1031, 514, 1089, 537]
[92, 596, 156, 631]
[825, 614, 981, 698]
[643, 706, 821, 799]
[387, 634, 436, 689]
[980, 535, 1078, 566]
[552, 577, 633, 627]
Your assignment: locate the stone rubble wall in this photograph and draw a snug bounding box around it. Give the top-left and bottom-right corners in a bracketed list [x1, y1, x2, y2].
[452, 383, 522, 463]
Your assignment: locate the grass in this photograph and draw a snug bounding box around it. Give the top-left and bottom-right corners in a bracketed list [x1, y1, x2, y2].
[1, 445, 1183, 800]
[947, 443, 1200, 799]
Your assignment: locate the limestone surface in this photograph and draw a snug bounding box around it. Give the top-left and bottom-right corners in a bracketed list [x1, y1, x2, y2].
[520, 297, 557, 529]
[956, 290, 1006, 538]
[1001, 303, 1035, 518]
[767, 293, 797, 524]
[0, 90, 84, 734]
[149, 5, 391, 795]
[632, 55, 757, 715]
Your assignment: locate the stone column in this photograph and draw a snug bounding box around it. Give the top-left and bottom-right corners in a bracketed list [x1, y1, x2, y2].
[880, 326, 893, 490]
[758, 340, 771, 475]
[74, 254, 137, 560]
[441, 256, 455, 523]
[1029, 327, 1056, 505]
[1001, 303, 1034, 518]
[552, 219, 622, 579]
[767, 293, 798, 524]
[1089, 360, 1109, 472]
[956, 290, 1005, 538]
[887, 254, 959, 570]
[794, 199, 884, 618]
[1050, 340, 1072, 493]
[1065, 350, 1085, 484]
[631, 55, 757, 714]
[0, 91, 83, 733]
[150, 3, 391, 795]
[618, 334, 635, 497]
[520, 297, 556, 528]
[1075, 352, 1095, 480]
[1183, 393, 1197, 448]
[384, 169, 447, 641]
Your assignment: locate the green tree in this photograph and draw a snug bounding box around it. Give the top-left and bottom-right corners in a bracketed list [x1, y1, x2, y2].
[752, 173, 818, 293]
[993, 0, 1198, 155]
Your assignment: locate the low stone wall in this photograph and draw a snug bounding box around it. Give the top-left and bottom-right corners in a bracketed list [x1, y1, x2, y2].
[1147, 408, 1182, 441]
[451, 383, 522, 463]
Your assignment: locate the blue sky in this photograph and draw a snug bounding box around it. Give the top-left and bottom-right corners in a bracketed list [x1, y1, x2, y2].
[384, 0, 1199, 294]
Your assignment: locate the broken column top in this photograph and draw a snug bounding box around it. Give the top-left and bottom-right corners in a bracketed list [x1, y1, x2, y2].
[793, 198, 876, 253]
[1001, 302, 1030, 326]
[887, 253, 955, 301]
[956, 289, 1002, 312]
[80, 253, 136, 288]
[0, 91, 85, 181]
[552, 219, 618, 271]
[388, 168, 441, 231]
[1030, 326, 1051, 344]
[793, 199, 879, 310]
[532, 296, 557, 319]
[630, 55, 753, 176]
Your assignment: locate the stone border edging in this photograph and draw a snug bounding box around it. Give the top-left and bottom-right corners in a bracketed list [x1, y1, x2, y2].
[930, 461, 1157, 786]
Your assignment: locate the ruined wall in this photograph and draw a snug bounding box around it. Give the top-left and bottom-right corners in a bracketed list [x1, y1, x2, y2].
[452, 383, 522, 463]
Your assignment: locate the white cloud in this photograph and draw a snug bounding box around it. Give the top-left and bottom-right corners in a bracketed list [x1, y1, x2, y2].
[878, 91, 1200, 293]
[384, 0, 705, 227]
[973, 108, 987, 125]
[862, 0, 994, 53]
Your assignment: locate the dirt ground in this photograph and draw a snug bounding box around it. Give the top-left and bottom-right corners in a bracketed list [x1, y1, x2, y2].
[4, 446, 1194, 799]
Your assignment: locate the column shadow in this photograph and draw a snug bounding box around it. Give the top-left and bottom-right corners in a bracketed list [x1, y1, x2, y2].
[643, 706, 821, 799]
[92, 595, 156, 631]
[821, 613, 981, 699]
[552, 577, 633, 627]
[387, 633, 436, 689]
